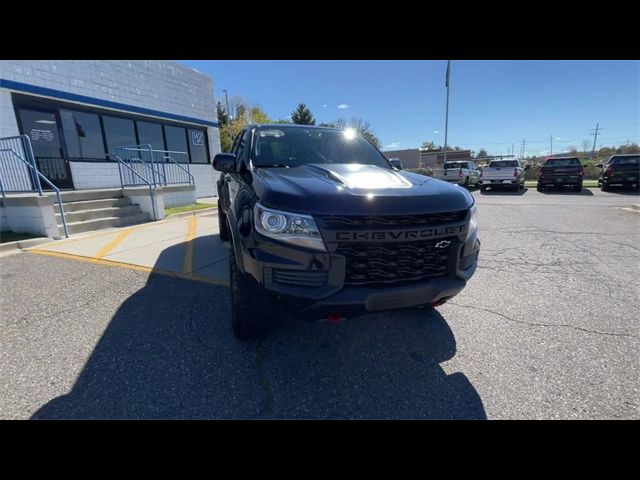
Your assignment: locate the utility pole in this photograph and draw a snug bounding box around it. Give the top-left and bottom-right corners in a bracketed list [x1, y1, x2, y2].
[590, 123, 600, 160]
[443, 60, 451, 165]
[521, 138, 526, 159]
[512, 143, 514, 158]
[550, 135, 553, 156]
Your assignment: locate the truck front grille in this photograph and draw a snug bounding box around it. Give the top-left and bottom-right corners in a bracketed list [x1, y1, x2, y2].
[319, 210, 467, 229]
[336, 239, 452, 287]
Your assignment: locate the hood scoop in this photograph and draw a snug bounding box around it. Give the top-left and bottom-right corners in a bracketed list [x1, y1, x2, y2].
[305, 163, 412, 189]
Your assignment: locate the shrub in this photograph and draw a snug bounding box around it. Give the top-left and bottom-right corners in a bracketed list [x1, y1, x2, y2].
[406, 167, 433, 177]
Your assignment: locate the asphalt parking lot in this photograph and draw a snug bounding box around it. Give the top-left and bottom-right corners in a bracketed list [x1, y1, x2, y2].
[1, 188, 638, 419]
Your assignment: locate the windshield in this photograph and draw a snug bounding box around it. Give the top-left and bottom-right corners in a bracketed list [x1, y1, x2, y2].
[488, 160, 518, 167]
[544, 158, 581, 166]
[251, 126, 391, 169]
[444, 162, 467, 169]
[610, 156, 639, 165]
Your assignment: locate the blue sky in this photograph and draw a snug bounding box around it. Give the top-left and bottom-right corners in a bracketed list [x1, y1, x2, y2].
[181, 60, 639, 156]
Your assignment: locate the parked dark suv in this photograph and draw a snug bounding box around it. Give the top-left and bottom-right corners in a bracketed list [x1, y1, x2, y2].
[214, 124, 480, 340]
[537, 157, 584, 192]
[597, 154, 640, 191]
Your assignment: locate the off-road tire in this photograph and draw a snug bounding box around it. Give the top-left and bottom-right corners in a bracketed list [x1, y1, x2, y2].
[218, 203, 230, 241]
[229, 249, 275, 340]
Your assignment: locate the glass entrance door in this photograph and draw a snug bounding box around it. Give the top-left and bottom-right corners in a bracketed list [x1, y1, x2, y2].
[18, 108, 74, 190]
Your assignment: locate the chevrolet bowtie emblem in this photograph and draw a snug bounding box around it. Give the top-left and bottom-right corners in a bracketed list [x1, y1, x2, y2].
[435, 240, 451, 248]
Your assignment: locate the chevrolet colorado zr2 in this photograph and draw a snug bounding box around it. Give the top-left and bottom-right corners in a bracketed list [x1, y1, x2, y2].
[214, 125, 480, 340]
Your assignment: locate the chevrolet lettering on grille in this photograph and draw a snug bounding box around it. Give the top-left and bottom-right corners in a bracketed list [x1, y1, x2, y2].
[329, 224, 467, 243]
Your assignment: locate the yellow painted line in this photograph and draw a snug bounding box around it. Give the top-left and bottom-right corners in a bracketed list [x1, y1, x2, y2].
[27, 249, 230, 288]
[182, 215, 197, 274]
[25, 212, 209, 250]
[94, 228, 134, 259]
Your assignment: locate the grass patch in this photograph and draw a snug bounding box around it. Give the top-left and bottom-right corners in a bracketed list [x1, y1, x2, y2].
[524, 180, 599, 188]
[0, 231, 37, 244]
[164, 202, 215, 217]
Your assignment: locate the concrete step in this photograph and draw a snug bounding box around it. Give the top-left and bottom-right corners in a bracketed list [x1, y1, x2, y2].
[60, 212, 151, 236]
[56, 205, 142, 223]
[54, 197, 131, 213]
[53, 188, 123, 203]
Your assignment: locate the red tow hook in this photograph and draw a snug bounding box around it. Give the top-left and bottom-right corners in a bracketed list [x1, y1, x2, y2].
[327, 312, 343, 324]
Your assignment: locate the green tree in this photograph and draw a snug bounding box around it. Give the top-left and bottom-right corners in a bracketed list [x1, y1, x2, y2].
[218, 98, 272, 152]
[291, 103, 316, 125]
[217, 102, 229, 127]
[477, 148, 488, 158]
[420, 141, 440, 151]
[250, 106, 270, 124]
[333, 117, 381, 148]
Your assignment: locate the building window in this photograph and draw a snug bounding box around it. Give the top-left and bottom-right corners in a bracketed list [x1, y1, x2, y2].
[136, 121, 166, 151]
[188, 128, 208, 164]
[164, 125, 189, 163]
[60, 110, 106, 160]
[17, 109, 62, 158]
[102, 116, 137, 157]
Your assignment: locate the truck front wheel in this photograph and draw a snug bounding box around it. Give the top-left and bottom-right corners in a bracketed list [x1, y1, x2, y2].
[218, 203, 230, 241]
[229, 248, 275, 340]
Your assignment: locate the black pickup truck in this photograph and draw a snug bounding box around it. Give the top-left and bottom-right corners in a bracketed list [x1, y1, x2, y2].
[214, 124, 480, 339]
[537, 156, 584, 192]
[598, 154, 640, 191]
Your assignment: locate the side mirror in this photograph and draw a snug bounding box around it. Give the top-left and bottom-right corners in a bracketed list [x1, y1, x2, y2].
[390, 159, 403, 170]
[213, 153, 236, 173]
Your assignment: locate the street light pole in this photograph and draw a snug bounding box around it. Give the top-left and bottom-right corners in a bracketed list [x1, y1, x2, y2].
[222, 89, 231, 119]
[443, 60, 451, 166]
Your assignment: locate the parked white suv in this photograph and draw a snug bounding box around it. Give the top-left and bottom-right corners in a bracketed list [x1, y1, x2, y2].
[432, 161, 480, 188]
[479, 159, 528, 192]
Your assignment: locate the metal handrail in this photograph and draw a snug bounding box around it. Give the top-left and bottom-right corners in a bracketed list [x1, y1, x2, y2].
[111, 153, 157, 221]
[162, 154, 195, 186]
[0, 135, 42, 195]
[116, 145, 193, 187]
[0, 147, 69, 238]
[117, 146, 162, 187]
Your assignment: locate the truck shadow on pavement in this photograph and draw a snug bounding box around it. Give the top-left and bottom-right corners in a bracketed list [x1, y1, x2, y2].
[480, 187, 528, 196]
[537, 188, 594, 196]
[32, 236, 486, 420]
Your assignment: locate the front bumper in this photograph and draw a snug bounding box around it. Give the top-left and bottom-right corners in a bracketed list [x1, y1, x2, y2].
[239, 221, 480, 319]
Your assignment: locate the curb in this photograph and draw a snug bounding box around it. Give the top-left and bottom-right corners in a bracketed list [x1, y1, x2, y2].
[0, 241, 19, 254]
[165, 207, 217, 220]
[0, 236, 50, 254]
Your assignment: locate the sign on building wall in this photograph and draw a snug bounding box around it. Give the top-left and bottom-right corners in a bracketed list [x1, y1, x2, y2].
[191, 130, 204, 146]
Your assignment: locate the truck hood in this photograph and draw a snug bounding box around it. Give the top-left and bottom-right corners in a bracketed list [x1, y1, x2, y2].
[252, 163, 473, 215]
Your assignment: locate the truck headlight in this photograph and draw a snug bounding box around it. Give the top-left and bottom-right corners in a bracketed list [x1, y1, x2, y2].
[466, 203, 478, 240]
[254, 202, 326, 251]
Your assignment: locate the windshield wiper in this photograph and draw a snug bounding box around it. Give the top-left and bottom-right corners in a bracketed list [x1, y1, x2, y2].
[255, 164, 291, 168]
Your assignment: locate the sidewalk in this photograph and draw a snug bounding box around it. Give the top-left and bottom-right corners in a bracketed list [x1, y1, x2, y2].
[25, 213, 230, 286]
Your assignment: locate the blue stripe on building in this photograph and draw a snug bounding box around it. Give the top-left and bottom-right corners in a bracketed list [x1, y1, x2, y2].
[0, 79, 219, 128]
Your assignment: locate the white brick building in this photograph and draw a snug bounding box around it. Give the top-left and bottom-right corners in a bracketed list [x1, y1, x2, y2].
[0, 60, 221, 198]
